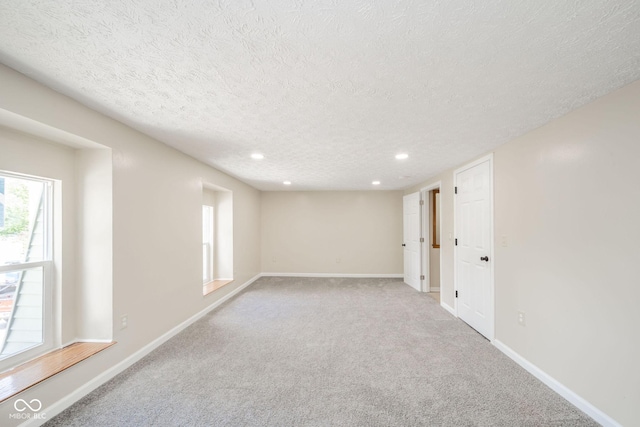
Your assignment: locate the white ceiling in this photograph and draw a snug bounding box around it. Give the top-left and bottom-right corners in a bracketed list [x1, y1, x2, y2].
[1, 1, 639, 191]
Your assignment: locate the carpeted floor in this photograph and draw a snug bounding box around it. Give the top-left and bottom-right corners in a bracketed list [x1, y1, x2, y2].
[46, 277, 598, 426]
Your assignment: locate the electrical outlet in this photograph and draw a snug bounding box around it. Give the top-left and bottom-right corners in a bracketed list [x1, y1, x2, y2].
[272, 256, 276, 263]
[518, 311, 525, 326]
[336, 257, 341, 264]
[501, 235, 509, 247]
[121, 315, 128, 330]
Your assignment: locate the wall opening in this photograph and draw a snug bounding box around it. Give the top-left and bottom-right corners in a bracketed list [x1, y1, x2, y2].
[202, 183, 233, 295]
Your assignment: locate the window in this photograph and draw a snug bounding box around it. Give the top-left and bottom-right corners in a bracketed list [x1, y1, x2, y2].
[202, 205, 214, 284]
[0, 172, 53, 370]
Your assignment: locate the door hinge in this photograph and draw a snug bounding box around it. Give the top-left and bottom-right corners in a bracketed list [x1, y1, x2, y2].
[455, 186, 458, 194]
[420, 275, 425, 280]
[455, 238, 458, 246]
[455, 290, 458, 298]
[420, 199, 424, 206]
[420, 237, 424, 243]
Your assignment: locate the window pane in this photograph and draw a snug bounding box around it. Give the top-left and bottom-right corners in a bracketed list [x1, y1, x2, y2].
[0, 266, 44, 359]
[202, 205, 213, 283]
[0, 176, 46, 265]
[202, 205, 213, 243]
[203, 243, 209, 282]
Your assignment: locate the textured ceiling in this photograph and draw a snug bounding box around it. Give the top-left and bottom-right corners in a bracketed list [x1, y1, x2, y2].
[1, 1, 639, 190]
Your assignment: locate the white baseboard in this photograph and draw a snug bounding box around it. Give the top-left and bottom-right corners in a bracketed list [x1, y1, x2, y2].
[440, 301, 456, 316]
[428, 287, 440, 292]
[24, 274, 262, 427]
[492, 339, 620, 427]
[260, 272, 403, 278]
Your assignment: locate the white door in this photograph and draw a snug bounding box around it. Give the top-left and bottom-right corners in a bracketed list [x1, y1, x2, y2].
[403, 192, 421, 291]
[455, 157, 493, 339]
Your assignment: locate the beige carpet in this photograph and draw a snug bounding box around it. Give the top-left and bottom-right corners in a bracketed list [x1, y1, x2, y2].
[46, 277, 597, 426]
[426, 292, 440, 303]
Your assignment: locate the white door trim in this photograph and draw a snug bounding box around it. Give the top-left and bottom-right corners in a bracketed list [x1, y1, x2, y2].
[453, 153, 495, 341]
[420, 181, 441, 293]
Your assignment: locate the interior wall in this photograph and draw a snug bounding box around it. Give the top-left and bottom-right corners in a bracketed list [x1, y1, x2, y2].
[261, 191, 403, 275]
[202, 189, 216, 207]
[406, 79, 640, 426]
[0, 64, 261, 425]
[428, 248, 440, 290]
[75, 148, 113, 341]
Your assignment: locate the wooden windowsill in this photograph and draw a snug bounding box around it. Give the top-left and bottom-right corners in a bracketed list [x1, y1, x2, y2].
[203, 279, 234, 296]
[0, 341, 115, 403]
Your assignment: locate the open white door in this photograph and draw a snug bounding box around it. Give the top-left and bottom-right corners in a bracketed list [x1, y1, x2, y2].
[455, 155, 494, 339]
[403, 192, 421, 291]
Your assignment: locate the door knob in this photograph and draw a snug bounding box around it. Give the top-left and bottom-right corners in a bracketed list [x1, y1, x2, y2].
[480, 256, 489, 262]
[402, 244, 406, 247]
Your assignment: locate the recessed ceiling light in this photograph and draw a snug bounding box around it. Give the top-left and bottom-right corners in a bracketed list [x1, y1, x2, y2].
[283, 180, 292, 185]
[395, 153, 409, 160]
[372, 181, 381, 185]
[251, 153, 264, 160]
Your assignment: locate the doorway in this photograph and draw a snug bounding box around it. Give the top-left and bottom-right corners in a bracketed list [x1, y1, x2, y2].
[420, 183, 441, 300]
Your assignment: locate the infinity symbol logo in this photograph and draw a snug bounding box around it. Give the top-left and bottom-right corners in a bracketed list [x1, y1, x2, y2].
[14, 398, 42, 412]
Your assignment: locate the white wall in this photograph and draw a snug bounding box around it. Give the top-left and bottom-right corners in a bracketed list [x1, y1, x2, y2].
[0, 64, 261, 425]
[75, 148, 113, 341]
[261, 191, 403, 275]
[407, 79, 640, 426]
[428, 248, 440, 290]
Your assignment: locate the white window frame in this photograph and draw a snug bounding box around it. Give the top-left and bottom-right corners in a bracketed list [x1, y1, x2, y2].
[0, 172, 54, 371]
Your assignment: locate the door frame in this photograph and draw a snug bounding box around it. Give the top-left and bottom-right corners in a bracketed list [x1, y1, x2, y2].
[420, 181, 441, 293]
[453, 153, 495, 341]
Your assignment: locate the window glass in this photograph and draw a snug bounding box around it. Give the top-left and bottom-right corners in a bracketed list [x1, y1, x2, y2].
[0, 173, 51, 364]
[202, 205, 213, 283]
